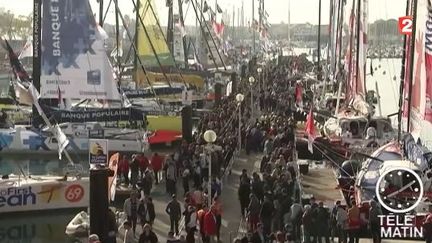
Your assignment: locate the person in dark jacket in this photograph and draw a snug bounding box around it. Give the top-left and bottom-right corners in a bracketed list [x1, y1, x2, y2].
[251, 173, 264, 202]
[260, 194, 275, 236]
[130, 154, 140, 189]
[166, 194, 182, 235]
[146, 197, 156, 226]
[238, 177, 251, 216]
[314, 202, 330, 243]
[139, 224, 158, 243]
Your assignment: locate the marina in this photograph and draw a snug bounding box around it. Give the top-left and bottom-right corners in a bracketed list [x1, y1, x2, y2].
[1, 0, 432, 242]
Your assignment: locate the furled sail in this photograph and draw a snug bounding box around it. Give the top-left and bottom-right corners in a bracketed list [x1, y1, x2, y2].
[40, 0, 120, 100]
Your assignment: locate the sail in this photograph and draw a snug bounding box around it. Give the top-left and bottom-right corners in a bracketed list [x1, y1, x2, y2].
[173, 14, 186, 66]
[425, 1, 432, 123]
[136, 0, 175, 67]
[40, 0, 120, 100]
[356, 0, 367, 96]
[409, 0, 427, 137]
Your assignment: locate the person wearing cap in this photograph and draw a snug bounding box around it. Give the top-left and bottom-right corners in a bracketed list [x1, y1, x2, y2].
[166, 194, 182, 235]
[88, 234, 100, 243]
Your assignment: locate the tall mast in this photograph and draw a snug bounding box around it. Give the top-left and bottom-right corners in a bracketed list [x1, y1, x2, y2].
[99, 0, 104, 26]
[407, 0, 418, 133]
[397, 0, 411, 141]
[32, 0, 42, 126]
[134, 0, 140, 74]
[355, 0, 361, 94]
[252, 0, 255, 54]
[178, 0, 188, 66]
[288, 0, 291, 47]
[115, 0, 121, 82]
[167, 0, 174, 54]
[317, 0, 322, 80]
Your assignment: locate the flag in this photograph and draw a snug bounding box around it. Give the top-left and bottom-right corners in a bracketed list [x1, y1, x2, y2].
[18, 39, 33, 59]
[57, 85, 65, 109]
[1, 39, 30, 81]
[53, 124, 69, 160]
[108, 153, 119, 201]
[13, 81, 32, 105]
[305, 108, 316, 153]
[28, 83, 44, 115]
[295, 82, 303, 106]
[203, 1, 209, 12]
[212, 21, 225, 39]
[216, 4, 223, 13]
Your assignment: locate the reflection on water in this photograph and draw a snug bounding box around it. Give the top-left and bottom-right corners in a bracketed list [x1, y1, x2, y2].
[0, 210, 83, 243]
[0, 155, 89, 177]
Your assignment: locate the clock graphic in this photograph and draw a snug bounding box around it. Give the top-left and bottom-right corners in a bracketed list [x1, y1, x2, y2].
[375, 167, 424, 214]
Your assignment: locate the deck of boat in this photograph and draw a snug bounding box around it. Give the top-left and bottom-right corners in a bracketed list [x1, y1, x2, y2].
[299, 160, 345, 207]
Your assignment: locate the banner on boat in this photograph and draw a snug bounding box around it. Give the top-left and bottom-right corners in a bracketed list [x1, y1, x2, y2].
[45, 107, 147, 123]
[40, 0, 120, 100]
[89, 139, 108, 165]
[135, 70, 205, 89]
[0, 180, 89, 213]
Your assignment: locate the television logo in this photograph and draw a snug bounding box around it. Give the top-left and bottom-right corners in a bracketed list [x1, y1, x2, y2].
[87, 70, 101, 85]
[399, 16, 413, 35]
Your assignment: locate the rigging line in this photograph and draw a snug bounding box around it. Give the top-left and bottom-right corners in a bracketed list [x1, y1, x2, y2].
[102, 0, 113, 25]
[190, 0, 221, 71]
[145, 0, 189, 88]
[115, 0, 162, 109]
[195, 0, 227, 71]
[132, 0, 174, 89]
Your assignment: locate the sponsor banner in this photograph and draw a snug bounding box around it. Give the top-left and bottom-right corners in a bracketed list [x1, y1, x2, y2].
[89, 139, 108, 165]
[42, 107, 147, 123]
[135, 71, 205, 89]
[40, 0, 120, 100]
[0, 180, 89, 213]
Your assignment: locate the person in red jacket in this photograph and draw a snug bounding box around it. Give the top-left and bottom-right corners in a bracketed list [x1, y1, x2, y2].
[118, 155, 130, 186]
[150, 153, 163, 184]
[138, 153, 149, 180]
[203, 206, 217, 242]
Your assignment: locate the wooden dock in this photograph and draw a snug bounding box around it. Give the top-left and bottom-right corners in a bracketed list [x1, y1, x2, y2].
[299, 160, 344, 207]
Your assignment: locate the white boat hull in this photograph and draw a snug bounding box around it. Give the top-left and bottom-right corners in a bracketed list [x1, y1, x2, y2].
[0, 176, 89, 213]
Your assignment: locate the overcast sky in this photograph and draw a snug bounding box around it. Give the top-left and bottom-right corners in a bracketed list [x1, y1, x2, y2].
[0, 0, 406, 25]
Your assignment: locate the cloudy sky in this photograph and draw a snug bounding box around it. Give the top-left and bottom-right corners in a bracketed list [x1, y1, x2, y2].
[0, 0, 406, 25]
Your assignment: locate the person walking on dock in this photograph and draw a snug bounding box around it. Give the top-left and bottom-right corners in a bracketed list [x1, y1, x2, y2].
[368, 200, 382, 243]
[150, 152, 163, 184]
[130, 154, 140, 189]
[347, 200, 360, 243]
[238, 175, 251, 216]
[124, 192, 139, 235]
[165, 158, 178, 195]
[314, 201, 330, 243]
[166, 194, 182, 235]
[138, 224, 158, 243]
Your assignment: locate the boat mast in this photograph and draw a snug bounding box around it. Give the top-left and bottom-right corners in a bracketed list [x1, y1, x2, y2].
[317, 0, 322, 80]
[167, 0, 174, 54]
[407, 0, 418, 133]
[115, 0, 121, 83]
[397, 0, 410, 141]
[288, 0, 290, 49]
[134, 0, 140, 75]
[32, 0, 42, 126]
[355, 0, 361, 94]
[178, 0, 188, 66]
[99, 0, 104, 26]
[252, 0, 255, 54]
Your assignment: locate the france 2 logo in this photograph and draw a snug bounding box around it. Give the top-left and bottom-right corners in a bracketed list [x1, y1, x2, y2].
[399, 16, 413, 35]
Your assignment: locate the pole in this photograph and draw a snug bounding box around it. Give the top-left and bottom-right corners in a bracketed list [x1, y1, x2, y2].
[114, 0, 121, 82]
[375, 81, 382, 117]
[252, 0, 255, 54]
[250, 85, 254, 118]
[407, 0, 418, 133]
[355, 0, 361, 94]
[397, 0, 410, 141]
[288, 0, 291, 46]
[317, 0, 322, 80]
[207, 145, 212, 206]
[99, 0, 104, 26]
[238, 103, 242, 150]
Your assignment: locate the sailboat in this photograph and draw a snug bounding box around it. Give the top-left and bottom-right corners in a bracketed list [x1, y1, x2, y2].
[315, 0, 396, 162]
[344, 0, 432, 234]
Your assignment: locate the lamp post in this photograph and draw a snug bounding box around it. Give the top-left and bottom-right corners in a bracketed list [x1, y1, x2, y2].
[248, 76, 255, 118]
[257, 67, 263, 112]
[236, 94, 245, 151]
[203, 130, 217, 207]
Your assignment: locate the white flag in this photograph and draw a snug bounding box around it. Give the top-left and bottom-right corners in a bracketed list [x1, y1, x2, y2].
[53, 124, 69, 160]
[28, 83, 44, 115]
[18, 39, 33, 59]
[13, 81, 32, 105]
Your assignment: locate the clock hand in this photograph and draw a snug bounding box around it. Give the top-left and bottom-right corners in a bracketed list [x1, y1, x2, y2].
[387, 180, 417, 198]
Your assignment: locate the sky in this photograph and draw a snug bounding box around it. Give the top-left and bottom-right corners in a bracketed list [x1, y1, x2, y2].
[0, 0, 406, 26]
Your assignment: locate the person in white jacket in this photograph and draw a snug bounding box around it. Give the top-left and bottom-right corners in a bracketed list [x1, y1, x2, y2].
[336, 205, 348, 243]
[186, 206, 197, 242]
[123, 221, 135, 243]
